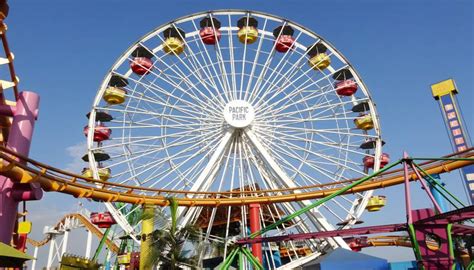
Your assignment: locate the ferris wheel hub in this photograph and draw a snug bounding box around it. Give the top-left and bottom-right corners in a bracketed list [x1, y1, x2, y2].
[223, 100, 255, 128]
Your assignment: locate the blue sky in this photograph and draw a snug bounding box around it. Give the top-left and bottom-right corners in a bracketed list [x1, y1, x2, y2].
[5, 0, 473, 267]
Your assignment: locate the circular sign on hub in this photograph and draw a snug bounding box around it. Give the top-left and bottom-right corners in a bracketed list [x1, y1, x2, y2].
[223, 100, 255, 128]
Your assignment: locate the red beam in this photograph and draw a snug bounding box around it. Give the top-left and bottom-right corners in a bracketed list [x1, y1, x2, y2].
[452, 224, 474, 236]
[237, 223, 407, 245]
[414, 205, 474, 224]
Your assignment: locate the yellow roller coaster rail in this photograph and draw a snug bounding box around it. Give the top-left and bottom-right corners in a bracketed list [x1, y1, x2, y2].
[0, 19, 21, 142]
[0, 146, 472, 207]
[26, 213, 119, 253]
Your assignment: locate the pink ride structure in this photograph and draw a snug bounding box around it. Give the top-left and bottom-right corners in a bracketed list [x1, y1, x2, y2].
[0, 92, 41, 249]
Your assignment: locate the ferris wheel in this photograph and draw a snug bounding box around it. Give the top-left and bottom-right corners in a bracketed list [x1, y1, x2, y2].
[85, 10, 384, 266]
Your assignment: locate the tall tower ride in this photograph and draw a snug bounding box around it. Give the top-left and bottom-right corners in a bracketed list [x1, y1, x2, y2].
[431, 79, 474, 204]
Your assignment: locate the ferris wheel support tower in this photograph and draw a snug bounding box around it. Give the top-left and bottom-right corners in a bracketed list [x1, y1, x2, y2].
[431, 78, 474, 205]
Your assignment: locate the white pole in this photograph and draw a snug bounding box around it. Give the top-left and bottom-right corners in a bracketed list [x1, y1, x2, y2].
[47, 237, 55, 269]
[61, 231, 69, 257]
[31, 246, 38, 270]
[85, 230, 92, 258]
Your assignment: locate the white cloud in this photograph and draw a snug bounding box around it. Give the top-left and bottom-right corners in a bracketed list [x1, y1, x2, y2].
[64, 141, 87, 173]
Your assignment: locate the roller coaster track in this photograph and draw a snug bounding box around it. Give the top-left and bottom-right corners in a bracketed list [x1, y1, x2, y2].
[26, 213, 119, 253]
[0, 146, 472, 206]
[0, 17, 20, 142]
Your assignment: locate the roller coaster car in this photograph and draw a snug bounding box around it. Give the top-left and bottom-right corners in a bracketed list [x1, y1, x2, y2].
[354, 114, 374, 130]
[335, 79, 358, 96]
[83, 124, 111, 142]
[90, 212, 116, 228]
[273, 26, 295, 53]
[365, 195, 387, 212]
[130, 46, 154, 75]
[237, 17, 259, 44]
[363, 153, 390, 169]
[199, 17, 221, 45]
[81, 167, 111, 182]
[163, 27, 185, 55]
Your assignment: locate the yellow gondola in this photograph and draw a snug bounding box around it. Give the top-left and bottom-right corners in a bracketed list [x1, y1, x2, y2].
[237, 17, 259, 44]
[366, 196, 387, 212]
[308, 53, 331, 71]
[162, 27, 186, 55]
[82, 167, 111, 182]
[354, 114, 374, 130]
[103, 86, 127, 105]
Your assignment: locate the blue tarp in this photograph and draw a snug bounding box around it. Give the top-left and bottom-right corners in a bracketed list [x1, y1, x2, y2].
[303, 248, 389, 270]
[389, 261, 418, 270]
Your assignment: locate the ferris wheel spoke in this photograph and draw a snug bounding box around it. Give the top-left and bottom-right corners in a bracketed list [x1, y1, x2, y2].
[95, 125, 219, 152]
[225, 15, 238, 100]
[255, 83, 336, 119]
[187, 22, 233, 104]
[143, 135, 223, 189]
[169, 21, 231, 103]
[263, 128, 370, 170]
[116, 140, 212, 186]
[153, 63, 224, 114]
[124, 71, 222, 117]
[121, 71, 222, 117]
[238, 13, 250, 100]
[247, 21, 289, 103]
[97, 94, 206, 121]
[256, 129, 364, 177]
[242, 17, 268, 101]
[255, 50, 339, 111]
[152, 31, 228, 109]
[127, 52, 221, 110]
[250, 32, 307, 106]
[201, 136, 239, 244]
[207, 14, 234, 101]
[258, 123, 377, 140]
[125, 92, 210, 122]
[177, 130, 234, 226]
[144, 131, 224, 189]
[258, 97, 365, 123]
[255, 60, 343, 114]
[128, 68, 218, 116]
[244, 129, 350, 248]
[182, 21, 233, 103]
[257, 133, 357, 189]
[106, 128, 220, 176]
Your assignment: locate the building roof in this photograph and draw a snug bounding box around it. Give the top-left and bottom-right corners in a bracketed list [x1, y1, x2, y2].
[304, 247, 388, 266]
[0, 242, 34, 267]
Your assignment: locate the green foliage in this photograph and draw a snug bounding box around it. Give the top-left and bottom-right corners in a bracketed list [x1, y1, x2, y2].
[150, 197, 200, 269]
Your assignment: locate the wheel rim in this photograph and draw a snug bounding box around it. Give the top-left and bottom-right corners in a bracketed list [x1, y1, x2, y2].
[86, 10, 383, 267]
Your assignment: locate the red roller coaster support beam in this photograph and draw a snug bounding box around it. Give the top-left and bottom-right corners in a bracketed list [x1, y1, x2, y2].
[249, 203, 263, 263]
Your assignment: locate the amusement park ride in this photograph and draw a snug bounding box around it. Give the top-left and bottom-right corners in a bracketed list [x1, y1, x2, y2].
[0, 3, 472, 270]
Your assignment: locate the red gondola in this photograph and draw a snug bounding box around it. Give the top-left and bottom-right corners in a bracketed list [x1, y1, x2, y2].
[90, 212, 116, 228]
[83, 124, 111, 142]
[273, 26, 294, 53]
[130, 46, 154, 75]
[199, 17, 221, 45]
[363, 153, 390, 169]
[335, 79, 358, 96]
